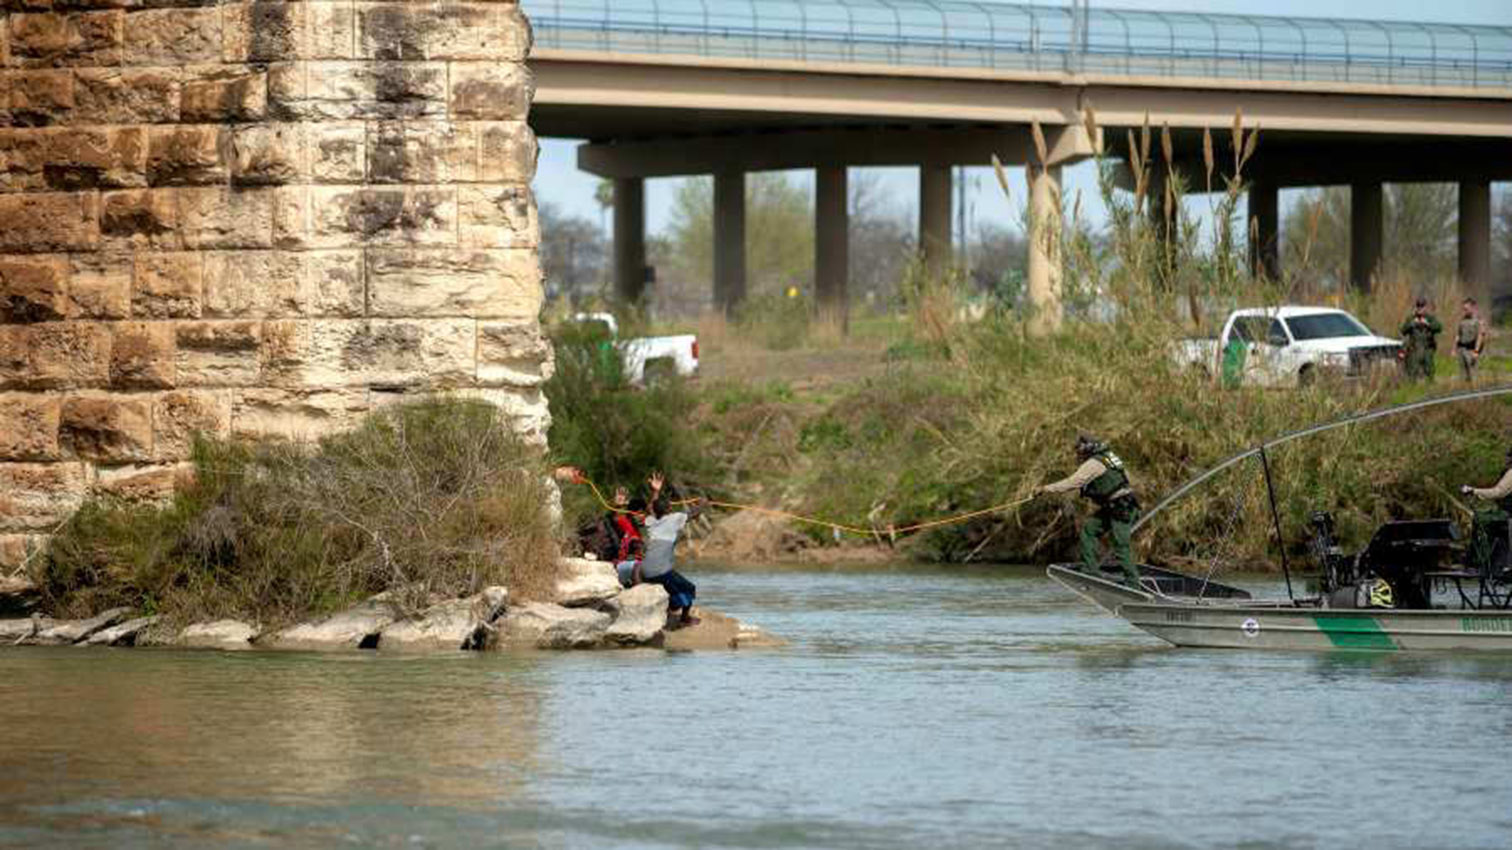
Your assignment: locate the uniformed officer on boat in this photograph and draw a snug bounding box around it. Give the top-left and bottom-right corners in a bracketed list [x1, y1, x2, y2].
[1038, 434, 1142, 588]
[1462, 447, 1512, 572]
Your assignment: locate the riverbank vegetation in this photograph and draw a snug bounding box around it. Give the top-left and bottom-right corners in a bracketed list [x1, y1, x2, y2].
[39, 400, 559, 625]
[547, 117, 1512, 571]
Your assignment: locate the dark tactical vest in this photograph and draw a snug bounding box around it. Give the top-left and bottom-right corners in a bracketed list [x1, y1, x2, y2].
[1081, 450, 1131, 505]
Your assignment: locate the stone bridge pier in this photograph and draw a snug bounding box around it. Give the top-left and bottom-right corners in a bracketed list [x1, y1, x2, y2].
[0, 0, 551, 567]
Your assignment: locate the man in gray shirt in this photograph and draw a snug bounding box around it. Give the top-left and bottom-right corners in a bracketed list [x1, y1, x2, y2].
[631, 472, 704, 628]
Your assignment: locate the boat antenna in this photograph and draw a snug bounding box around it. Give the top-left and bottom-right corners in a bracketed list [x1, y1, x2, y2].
[1257, 446, 1294, 602]
[1134, 384, 1512, 536]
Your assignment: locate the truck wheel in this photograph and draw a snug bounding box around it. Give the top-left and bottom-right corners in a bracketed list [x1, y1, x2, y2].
[1298, 364, 1316, 387]
[643, 359, 676, 386]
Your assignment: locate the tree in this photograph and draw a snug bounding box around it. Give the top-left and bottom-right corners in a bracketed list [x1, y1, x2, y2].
[848, 170, 914, 307]
[539, 201, 607, 300]
[1494, 187, 1512, 300]
[664, 172, 815, 302]
[1283, 183, 1458, 290]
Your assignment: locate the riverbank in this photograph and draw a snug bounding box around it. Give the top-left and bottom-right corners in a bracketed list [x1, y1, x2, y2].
[0, 558, 782, 652]
[554, 307, 1512, 572]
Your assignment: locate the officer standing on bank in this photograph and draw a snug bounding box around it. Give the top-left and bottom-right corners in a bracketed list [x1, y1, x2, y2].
[1400, 297, 1443, 381]
[1038, 434, 1142, 588]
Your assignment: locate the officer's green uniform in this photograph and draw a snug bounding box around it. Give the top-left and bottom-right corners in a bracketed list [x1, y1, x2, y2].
[1076, 450, 1142, 586]
[1400, 313, 1443, 381]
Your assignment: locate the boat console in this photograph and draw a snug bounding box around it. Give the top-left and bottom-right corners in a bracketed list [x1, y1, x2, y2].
[1310, 511, 1512, 610]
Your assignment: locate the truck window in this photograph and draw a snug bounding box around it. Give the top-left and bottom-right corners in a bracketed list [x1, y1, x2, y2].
[1266, 318, 1289, 346]
[1230, 316, 1271, 343]
[1285, 313, 1372, 340]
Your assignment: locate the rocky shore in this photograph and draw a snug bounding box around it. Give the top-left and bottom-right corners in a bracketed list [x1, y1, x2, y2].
[0, 559, 783, 653]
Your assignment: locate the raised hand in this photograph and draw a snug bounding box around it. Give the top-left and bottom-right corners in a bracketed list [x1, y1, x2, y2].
[648, 471, 665, 492]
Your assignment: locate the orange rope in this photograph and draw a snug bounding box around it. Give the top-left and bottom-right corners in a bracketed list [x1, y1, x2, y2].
[581, 478, 1033, 537]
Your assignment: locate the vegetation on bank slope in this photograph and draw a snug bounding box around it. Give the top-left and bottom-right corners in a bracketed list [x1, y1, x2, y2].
[39, 401, 559, 625]
[548, 116, 1511, 571]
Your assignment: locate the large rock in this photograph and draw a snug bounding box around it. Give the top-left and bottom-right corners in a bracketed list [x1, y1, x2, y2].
[662, 608, 787, 652]
[178, 619, 258, 650]
[378, 587, 508, 652]
[261, 598, 396, 651]
[83, 615, 160, 647]
[604, 583, 669, 646]
[0, 617, 57, 643]
[502, 602, 610, 650]
[34, 606, 133, 645]
[553, 557, 620, 607]
[0, 575, 42, 617]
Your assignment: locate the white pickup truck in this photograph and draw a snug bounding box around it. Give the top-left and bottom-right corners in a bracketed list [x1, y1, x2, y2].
[1175, 306, 1401, 387]
[569, 312, 700, 385]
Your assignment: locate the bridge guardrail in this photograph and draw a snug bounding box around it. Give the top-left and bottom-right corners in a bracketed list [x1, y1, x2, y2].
[524, 0, 1512, 90]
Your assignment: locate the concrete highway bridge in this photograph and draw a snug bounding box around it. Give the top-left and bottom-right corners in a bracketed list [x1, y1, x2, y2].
[523, 0, 1512, 325]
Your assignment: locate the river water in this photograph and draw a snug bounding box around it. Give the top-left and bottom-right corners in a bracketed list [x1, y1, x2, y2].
[3, 564, 1511, 849]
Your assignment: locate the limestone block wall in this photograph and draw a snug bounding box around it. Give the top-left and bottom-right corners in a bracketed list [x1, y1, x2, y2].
[0, 0, 550, 566]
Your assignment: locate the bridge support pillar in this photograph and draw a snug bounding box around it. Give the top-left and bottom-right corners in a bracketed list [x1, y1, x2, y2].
[1028, 164, 1063, 335]
[1249, 181, 1279, 281]
[714, 170, 747, 313]
[815, 165, 849, 331]
[613, 177, 646, 303]
[1459, 179, 1491, 297]
[919, 163, 953, 281]
[1350, 181, 1383, 292]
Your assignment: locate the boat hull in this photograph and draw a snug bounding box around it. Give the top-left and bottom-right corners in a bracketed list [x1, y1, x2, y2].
[1047, 565, 1512, 652]
[1122, 603, 1512, 652]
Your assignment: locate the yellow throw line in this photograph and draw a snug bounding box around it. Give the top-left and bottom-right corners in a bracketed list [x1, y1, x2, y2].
[582, 479, 1033, 537]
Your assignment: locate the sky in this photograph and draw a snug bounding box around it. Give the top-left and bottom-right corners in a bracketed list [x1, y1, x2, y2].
[532, 0, 1512, 247]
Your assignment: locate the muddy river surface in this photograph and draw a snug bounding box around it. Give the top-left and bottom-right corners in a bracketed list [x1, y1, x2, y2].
[2, 564, 1511, 849]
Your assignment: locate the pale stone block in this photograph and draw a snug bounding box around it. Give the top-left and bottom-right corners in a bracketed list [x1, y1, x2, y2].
[146, 125, 227, 185]
[300, 250, 365, 316]
[356, 3, 528, 62]
[0, 192, 99, 253]
[295, 318, 476, 388]
[28, 321, 112, 388]
[176, 187, 275, 249]
[221, 1, 305, 63]
[446, 387, 550, 447]
[181, 69, 267, 123]
[0, 462, 90, 533]
[304, 60, 446, 120]
[476, 121, 537, 183]
[8, 10, 124, 68]
[175, 320, 263, 386]
[100, 189, 181, 249]
[306, 186, 456, 248]
[72, 67, 181, 125]
[123, 7, 222, 66]
[0, 255, 71, 323]
[202, 250, 301, 317]
[366, 120, 476, 184]
[458, 184, 538, 249]
[132, 252, 203, 319]
[307, 122, 365, 183]
[0, 393, 62, 461]
[59, 393, 153, 462]
[0, 325, 24, 387]
[109, 320, 176, 388]
[0, 126, 146, 191]
[448, 62, 531, 120]
[230, 123, 305, 185]
[230, 386, 369, 439]
[152, 389, 232, 459]
[68, 254, 132, 319]
[9, 69, 74, 126]
[306, 1, 357, 60]
[271, 185, 309, 248]
[265, 61, 305, 121]
[477, 320, 553, 388]
[365, 247, 540, 319]
[94, 463, 188, 501]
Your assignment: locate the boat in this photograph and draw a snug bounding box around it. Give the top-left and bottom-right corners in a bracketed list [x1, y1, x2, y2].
[1049, 386, 1512, 652]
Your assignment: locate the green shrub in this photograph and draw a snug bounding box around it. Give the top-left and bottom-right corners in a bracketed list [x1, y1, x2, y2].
[735, 292, 812, 350]
[40, 400, 559, 624]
